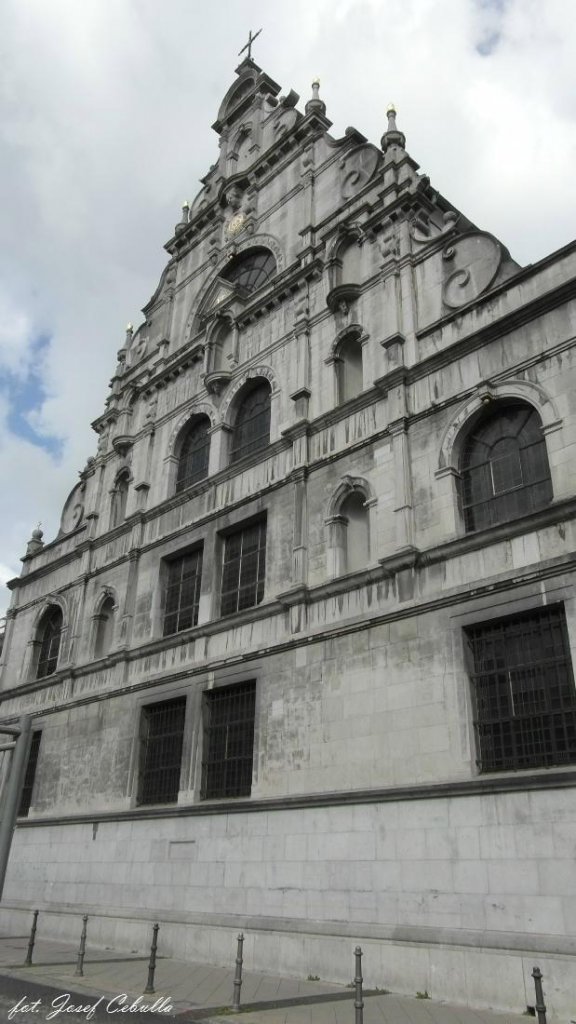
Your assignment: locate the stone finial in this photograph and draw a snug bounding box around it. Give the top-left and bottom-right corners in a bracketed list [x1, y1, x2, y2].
[125, 323, 133, 345]
[381, 103, 406, 152]
[305, 77, 326, 116]
[175, 201, 190, 234]
[25, 524, 44, 557]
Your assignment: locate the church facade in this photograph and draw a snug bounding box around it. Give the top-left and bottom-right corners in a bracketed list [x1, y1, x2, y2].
[1, 58, 576, 1017]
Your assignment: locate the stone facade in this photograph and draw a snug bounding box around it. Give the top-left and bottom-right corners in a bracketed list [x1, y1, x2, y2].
[1, 59, 576, 1018]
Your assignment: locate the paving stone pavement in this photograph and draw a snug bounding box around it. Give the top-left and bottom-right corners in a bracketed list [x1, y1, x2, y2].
[0, 933, 530, 1024]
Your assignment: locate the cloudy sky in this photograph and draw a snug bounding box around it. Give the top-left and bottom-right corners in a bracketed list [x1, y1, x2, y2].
[1, 0, 576, 616]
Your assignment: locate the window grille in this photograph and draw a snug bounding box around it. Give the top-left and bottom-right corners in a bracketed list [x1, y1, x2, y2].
[201, 681, 256, 799]
[223, 248, 276, 294]
[138, 697, 186, 805]
[163, 548, 203, 636]
[466, 606, 576, 772]
[221, 520, 266, 617]
[176, 418, 210, 492]
[460, 404, 552, 532]
[18, 731, 42, 817]
[231, 383, 271, 462]
[36, 607, 63, 679]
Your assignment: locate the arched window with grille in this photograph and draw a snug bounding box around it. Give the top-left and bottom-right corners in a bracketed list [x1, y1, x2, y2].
[176, 416, 210, 493]
[231, 382, 271, 462]
[459, 403, 553, 532]
[36, 606, 63, 679]
[222, 248, 276, 295]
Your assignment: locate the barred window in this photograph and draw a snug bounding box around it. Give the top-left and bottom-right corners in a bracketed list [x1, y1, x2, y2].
[201, 681, 256, 799]
[466, 606, 576, 772]
[18, 731, 42, 817]
[176, 417, 210, 493]
[231, 382, 271, 463]
[222, 248, 276, 295]
[163, 548, 203, 636]
[460, 404, 552, 532]
[138, 697, 186, 805]
[221, 520, 266, 617]
[36, 607, 63, 679]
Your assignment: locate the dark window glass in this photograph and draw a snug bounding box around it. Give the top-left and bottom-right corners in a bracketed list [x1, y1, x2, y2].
[466, 606, 576, 772]
[231, 383, 271, 462]
[222, 248, 276, 295]
[18, 731, 42, 817]
[163, 549, 203, 636]
[138, 697, 186, 805]
[36, 607, 63, 679]
[201, 681, 256, 799]
[221, 520, 266, 617]
[176, 418, 210, 493]
[460, 405, 552, 532]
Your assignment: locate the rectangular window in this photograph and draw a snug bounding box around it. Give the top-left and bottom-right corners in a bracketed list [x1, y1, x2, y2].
[163, 547, 203, 636]
[201, 681, 256, 799]
[18, 731, 42, 817]
[138, 697, 186, 805]
[220, 519, 266, 617]
[466, 606, 576, 772]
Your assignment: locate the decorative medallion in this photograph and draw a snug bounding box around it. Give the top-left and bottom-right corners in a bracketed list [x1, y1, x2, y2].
[226, 212, 247, 238]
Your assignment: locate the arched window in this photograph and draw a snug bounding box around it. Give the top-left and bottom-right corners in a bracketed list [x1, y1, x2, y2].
[460, 403, 553, 532]
[176, 417, 210, 493]
[110, 472, 129, 528]
[36, 606, 63, 679]
[336, 333, 364, 404]
[231, 382, 271, 462]
[339, 491, 370, 573]
[222, 248, 276, 295]
[94, 596, 116, 659]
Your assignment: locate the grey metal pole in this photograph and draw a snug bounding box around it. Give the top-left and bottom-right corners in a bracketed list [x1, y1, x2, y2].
[232, 932, 244, 1011]
[74, 915, 88, 977]
[144, 923, 159, 994]
[532, 966, 547, 1024]
[24, 909, 39, 967]
[0, 716, 32, 901]
[354, 946, 364, 1024]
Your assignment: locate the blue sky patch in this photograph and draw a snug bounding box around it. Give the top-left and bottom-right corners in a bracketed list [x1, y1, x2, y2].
[1, 334, 63, 457]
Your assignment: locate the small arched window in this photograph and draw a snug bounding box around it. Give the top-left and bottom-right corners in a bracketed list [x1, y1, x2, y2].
[336, 333, 364, 404]
[460, 403, 553, 532]
[231, 382, 271, 462]
[222, 248, 276, 295]
[340, 491, 370, 573]
[94, 596, 116, 659]
[36, 606, 63, 679]
[110, 472, 129, 528]
[176, 417, 210, 493]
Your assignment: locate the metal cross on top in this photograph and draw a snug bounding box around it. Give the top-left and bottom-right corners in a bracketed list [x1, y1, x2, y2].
[238, 28, 262, 59]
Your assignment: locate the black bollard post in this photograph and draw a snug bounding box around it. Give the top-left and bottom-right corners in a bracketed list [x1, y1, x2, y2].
[532, 966, 547, 1024]
[24, 910, 39, 967]
[354, 946, 364, 1024]
[144, 923, 160, 995]
[74, 915, 88, 977]
[232, 932, 244, 1011]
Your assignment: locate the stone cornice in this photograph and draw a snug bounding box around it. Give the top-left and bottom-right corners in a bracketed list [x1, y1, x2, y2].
[15, 768, 576, 830]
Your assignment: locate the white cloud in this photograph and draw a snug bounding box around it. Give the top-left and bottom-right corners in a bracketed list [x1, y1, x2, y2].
[0, 0, 575, 615]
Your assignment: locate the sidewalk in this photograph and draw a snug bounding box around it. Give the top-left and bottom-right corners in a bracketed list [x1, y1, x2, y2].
[0, 931, 529, 1024]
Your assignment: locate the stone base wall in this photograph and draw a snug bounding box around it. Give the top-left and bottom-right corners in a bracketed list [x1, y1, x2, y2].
[4, 786, 576, 1018]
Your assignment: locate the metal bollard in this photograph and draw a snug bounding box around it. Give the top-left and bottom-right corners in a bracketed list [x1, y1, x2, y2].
[232, 932, 244, 1011]
[354, 946, 364, 1024]
[24, 909, 39, 967]
[74, 915, 89, 977]
[532, 966, 547, 1024]
[144, 923, 160, 994]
